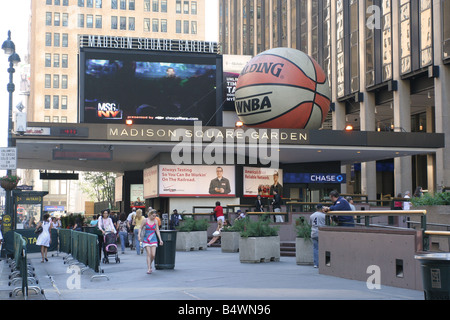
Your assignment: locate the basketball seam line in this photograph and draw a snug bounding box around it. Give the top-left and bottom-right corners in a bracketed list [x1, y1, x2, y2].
[257, 53, 327, 84]
[235, 83, 331, 101]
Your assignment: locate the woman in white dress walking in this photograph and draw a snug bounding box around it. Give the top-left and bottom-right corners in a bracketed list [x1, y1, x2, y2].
[36, 214, 52, 263]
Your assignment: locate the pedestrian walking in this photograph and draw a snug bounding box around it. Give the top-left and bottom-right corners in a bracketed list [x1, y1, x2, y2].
[116, 212, 128, 254]
[36, 214, 52, 263]
[271, 189, 284, 222]
[309, 204, 326, 268]
[132, 209, 145, 255]
[138, 209, 163, 274]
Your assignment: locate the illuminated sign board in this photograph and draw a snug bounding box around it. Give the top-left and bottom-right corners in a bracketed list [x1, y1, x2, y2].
[284, 173, 346, 184]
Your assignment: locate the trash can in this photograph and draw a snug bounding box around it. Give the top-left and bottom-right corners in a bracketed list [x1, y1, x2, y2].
[415, 253, 450, 300]
[155, 230, 177, 270]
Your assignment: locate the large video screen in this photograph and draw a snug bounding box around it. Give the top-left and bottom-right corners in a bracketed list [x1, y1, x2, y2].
[80, 49, 222, 125]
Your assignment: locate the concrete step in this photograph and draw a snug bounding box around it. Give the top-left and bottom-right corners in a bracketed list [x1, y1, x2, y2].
[280, 241, 296, 257]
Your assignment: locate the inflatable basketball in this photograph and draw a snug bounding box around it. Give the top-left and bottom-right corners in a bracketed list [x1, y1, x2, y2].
[234, 48, 331, 129]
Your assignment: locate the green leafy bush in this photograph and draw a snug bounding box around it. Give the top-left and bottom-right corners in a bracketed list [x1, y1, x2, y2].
[295, 217, 311, 240]
[411, 192, 450, 206]
[223, 217, 249, 232]
[177, 218, 209, 232]
[240, 216, 279, 238]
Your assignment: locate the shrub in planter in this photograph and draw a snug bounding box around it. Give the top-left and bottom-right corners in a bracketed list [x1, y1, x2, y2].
[239, 216, 280, 263]
[411, 192, 450, 206]
[295, 217, 313, 265]
[221, 217, 249, 253]
[176, 218, 208, 251]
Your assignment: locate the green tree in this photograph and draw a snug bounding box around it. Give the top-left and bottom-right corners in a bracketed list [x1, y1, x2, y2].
[80, 172, 116, 209]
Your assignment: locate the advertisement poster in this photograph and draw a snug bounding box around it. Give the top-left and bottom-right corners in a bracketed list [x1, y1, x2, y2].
[143, 165, 159, 199]
[243, 167, 283, 197]
[130, 184, 145, 208]
[159, 165, 235, 197]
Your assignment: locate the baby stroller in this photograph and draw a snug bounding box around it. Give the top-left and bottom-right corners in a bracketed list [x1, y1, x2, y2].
[102, 232, 120, 264]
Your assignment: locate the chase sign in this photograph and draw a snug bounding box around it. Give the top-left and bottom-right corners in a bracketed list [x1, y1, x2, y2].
[284, 173, 347, 184]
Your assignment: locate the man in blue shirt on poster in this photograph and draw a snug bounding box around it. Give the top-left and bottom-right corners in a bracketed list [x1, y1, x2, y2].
[323, 190, 354, 227]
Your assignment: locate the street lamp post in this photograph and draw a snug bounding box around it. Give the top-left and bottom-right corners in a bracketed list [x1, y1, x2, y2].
[2, 30, 21, 233]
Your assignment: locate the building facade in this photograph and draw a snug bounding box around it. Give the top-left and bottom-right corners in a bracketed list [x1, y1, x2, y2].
[25, 0, 207, 213]
[219, 0, 450, 199]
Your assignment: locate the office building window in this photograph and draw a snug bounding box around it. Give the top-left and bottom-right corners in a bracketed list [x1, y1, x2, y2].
[53, 53, 60, 68]
[62, 75, 68, 89]
[144, 0, 150, 11]
[153, 0, 159, 12]
[45, 53, 52, 68]
[62, 33, 68, 47]
[184, 20, 189, 34]
[45, 95, 51, 109]
[191, 21, 197, 34]
[55, 0, 60, 5]
[444, 0, 450, 61]
[336, 0, 345, 97]
[62, 54, 68, 68]
[184, 1, 189, 14]
[176, 20, 181, 33]
[161, 0, 167, 12]
[53, 116, 59, 123]
[420, 0, 433, 67]
[44, 116, 51, 123]
[161, 19, 167, 32]
[111, 16, 118, 29]
[45, 74, 51, 88]
[46, 33, 52, 46]
[120, 16, 127, 30]
[87, 14, 94, 28]
[400, 0, 411, 74]
[62, 13, 69, 27]
[78, 14, 85, 28]
[144, 18, 150, 32]
[120, 0, 126, 10]
[53, 75, 60, 88]
[191, 1, 197, 14]
[96, 0, 103, 8]
[47, 0, 52, 5]
[62, 96, 68, 110]
[111, 0, 117, 9]
[46, 12, 52, 26]
[63, 0, 68, 5]
[152, 19, 159, 32]
[96, 15, 103, 28]
[176, 0, 181, 13]
[53, 95, 60, 109]
[381, 0, 392, 81]
[129, 17, 135, 30]
[54, 33, 60, 47]
[61, 116, 68, 123]
[87, 0, 93, 7]
[79, 0, 85, 7]
[54, 13, 60, 26]
[129, 0, 135, 10]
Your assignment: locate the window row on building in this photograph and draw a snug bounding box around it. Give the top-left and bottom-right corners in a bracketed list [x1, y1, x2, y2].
[43, 116, 69, 123]
[44, 95, 69, 110]
[68, 0, 198, 14]
[44, 74, 69, 89]
[45, 53, 69, 68]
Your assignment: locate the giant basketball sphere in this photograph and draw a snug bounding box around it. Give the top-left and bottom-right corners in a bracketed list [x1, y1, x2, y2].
[234, 47, 331, 129]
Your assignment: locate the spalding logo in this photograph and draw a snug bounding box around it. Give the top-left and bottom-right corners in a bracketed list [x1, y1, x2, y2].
[240, 62, 284, 78]
[236, 92, 272, 115]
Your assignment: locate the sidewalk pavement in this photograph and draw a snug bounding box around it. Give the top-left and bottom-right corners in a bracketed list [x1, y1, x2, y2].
[1, 246, 424, 301]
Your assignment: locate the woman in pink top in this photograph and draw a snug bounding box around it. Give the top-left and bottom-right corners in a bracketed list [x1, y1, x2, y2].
[138, 210, 163, 274]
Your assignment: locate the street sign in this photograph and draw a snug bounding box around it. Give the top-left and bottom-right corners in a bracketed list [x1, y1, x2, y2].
[0, 147, 17, 170]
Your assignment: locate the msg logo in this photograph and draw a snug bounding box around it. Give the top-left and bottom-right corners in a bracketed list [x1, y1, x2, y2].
[97, 103, 123, 119]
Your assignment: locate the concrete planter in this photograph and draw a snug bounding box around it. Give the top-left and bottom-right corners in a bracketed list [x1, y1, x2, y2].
[295, 237, 313, 265]
[176, 231, 207, 251]
[221, 232, 240, 253]
[239, 236, 280, 263]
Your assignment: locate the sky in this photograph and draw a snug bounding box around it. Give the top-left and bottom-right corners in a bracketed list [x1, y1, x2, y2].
[0, 0, 219, 151]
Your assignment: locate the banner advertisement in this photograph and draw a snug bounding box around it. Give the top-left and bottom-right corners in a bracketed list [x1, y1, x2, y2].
[243, 167, 283, 197]
[159, 165, 235, 197]
[143, 165, 159, 199]
[130, 184, 145, 208]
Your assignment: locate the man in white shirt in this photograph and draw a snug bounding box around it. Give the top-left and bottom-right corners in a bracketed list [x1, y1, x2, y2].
[310, 204, 326, 268]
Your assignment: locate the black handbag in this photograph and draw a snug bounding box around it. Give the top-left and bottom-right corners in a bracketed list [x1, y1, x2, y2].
[35, 225, 43, 235]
